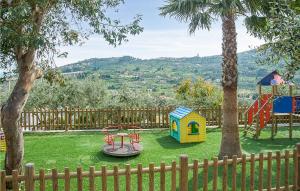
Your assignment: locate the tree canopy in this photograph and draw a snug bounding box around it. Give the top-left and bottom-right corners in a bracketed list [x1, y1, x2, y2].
[176, 78, 223, 108]
[0, 0, 143, 177]
[0, 0, 143, 75]
[246, 0, 300, 79]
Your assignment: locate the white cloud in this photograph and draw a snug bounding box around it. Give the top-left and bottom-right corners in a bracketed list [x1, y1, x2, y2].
[55, 27, 264, 66]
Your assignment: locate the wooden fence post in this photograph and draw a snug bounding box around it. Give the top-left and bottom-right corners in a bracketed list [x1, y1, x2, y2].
[1, 170, 6, 191]
[244, 105, 248, 131]
[69, 108, 73, 130]
[255, 114, 260, 139]
[218, 104, 222, 128]
[65, 107, 69, 131]
[101, 166, 107, 191]
[117, 108, 121, 126]
[25, 163, 35, 191]
[289, 113, 293, 139]
[179, 155, 188, 191]
[297, 143, 300, 190]
[166, 107, 171, 127]
[125, 164, 131, 191]
[137, 164, 143, 191]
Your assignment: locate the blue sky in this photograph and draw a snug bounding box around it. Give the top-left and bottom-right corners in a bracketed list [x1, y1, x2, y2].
[56, 0, 264, 66]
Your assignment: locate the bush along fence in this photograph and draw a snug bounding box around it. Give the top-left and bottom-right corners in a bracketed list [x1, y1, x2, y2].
[18, 106, 300, 131]
[1, 144, 300, 191]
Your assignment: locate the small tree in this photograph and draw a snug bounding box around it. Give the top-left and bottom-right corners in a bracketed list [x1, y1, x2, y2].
[0, 0, 143, 175]
[176, 78, 223, 108]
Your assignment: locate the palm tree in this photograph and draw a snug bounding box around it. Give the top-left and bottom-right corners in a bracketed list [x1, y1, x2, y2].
[160, 0, 264, 158]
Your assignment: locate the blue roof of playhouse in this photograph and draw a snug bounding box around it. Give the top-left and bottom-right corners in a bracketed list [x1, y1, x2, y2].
[170, 107, 193, 119]
[257, 70, 285, 86]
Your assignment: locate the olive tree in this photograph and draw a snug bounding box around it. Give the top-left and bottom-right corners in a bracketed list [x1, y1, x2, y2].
[246, 0, 300, 79]
[0, 0, 142, 175]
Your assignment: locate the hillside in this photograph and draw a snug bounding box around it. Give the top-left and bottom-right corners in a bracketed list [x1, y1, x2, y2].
[59, 49, 295, 100]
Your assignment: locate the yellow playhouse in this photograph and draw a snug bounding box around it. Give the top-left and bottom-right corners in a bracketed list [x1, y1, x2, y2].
[0, 132, 6, 152]
[169, 107, 206, 143]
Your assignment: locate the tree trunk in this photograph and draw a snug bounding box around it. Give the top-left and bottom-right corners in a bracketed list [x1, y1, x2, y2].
[0, 4, 43, 181]
[1, 54, 41, 175]
[218, 12, 242, 158]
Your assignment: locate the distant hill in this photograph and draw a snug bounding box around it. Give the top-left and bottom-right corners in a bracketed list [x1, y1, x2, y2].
[59, 49, 295, 99]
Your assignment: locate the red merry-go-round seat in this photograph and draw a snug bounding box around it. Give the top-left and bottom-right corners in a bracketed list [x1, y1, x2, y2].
[104, 134, 115, 150]
[128, 133, 140, 150]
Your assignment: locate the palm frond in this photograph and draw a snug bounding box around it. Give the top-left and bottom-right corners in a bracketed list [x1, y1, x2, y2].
[160, 0, 215, 32]
[160, 0, 204, 21]
[160, 0, 272, 34]
[188, 11, 213, 33]
[214, 0, 246, 16]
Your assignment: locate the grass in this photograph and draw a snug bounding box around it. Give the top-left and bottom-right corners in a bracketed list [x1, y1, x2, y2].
[1, 127, 300, 190]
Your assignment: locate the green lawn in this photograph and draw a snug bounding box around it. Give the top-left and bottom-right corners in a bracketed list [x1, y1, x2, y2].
[1, 128, 300, 170]
[1, 127, 300, 190]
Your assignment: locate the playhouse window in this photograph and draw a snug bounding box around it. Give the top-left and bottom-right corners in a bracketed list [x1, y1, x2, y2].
[188, 121, 199, 135]
[172, 121, 178, 132]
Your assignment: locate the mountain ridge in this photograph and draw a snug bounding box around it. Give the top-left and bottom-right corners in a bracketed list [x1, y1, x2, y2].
[59, 49, 256, 70]
[58, 49, 295, 99]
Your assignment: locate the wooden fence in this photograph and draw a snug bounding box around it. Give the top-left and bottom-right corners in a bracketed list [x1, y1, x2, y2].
[18, 106, 300, 131]
[1, 144, 300, 191]
[18, 106, 238, 131]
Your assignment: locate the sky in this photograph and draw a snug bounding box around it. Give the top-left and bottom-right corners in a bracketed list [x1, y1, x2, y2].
[56, 0, 264, 66]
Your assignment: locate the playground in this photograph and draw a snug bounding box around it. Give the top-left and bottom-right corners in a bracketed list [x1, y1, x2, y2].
[1, 129, 300, 190]
[1, 71, 300, 190]
[245, 70, 300, 139]
[14, 130, 300, 166]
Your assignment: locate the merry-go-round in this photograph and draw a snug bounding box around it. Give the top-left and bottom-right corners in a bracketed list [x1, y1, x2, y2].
[102, 125, 143, 157]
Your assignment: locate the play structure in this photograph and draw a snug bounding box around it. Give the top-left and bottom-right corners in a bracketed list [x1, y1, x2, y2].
[102, 127, 142, 157]
[244, 70, 300, 139]
[0, 132, 6, 152]
[169, 107, 206, 143]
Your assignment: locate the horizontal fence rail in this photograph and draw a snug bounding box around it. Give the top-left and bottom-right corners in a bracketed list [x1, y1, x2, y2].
[18, 106, 300, 131]
[1, 144, 300, 191]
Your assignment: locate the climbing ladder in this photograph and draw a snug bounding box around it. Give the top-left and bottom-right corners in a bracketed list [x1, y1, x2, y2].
[244, 94, 273, 138]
